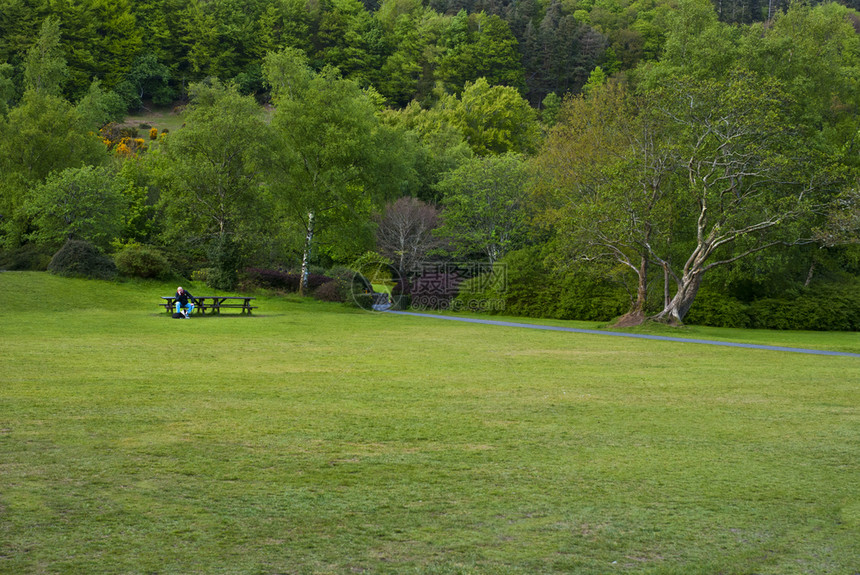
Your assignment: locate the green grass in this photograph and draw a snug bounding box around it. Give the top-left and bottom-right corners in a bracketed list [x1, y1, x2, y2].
[1, 272, 858, 574]
[123, 106, 186, 134]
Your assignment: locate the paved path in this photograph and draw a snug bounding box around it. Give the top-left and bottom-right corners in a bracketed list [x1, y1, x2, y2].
[389, 311, 860, 358]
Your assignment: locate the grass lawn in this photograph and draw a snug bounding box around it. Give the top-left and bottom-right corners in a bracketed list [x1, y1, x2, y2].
[1, 272, 858, 574]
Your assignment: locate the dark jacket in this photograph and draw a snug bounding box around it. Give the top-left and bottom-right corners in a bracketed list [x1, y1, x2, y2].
[175, 290, 197, 306]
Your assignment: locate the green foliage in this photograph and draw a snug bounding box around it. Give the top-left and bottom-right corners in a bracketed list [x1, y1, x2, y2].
[27, 165, 125, 251]
[0, 244, 54, 271]
[379, 101, 472, 201]
[435, 11, 525, 95]
[114, 53, 175, 111]
[47, 239, 117, 280]
[264, 48, 413, 278]
[0, 90, 109, 247]
[540, 92, 562, 127]
[748, 284, 860, 331]
[50, 0, 142, 98]
[444, 78, 540, 156]
[489, 247, 629, 321]
[0, 61, 13, 116]
[75, 78, 127, 129]
[739, 2, 860, 146]
[23, 17, 68, 97]
[205, 235, 241, 290]
[114, 243, 172, 279]
[436, 153, 531, 263]
[685, 282, 860, 331]
[683, 288, 752, 328]
[156, 79, 270, 281]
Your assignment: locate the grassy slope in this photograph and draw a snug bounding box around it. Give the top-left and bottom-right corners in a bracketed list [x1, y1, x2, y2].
[0, 272, 858, 574]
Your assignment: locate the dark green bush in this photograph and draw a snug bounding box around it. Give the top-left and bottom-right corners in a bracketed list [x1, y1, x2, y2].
[554, 273, 629, 321]
[497, 248, 628, 321]
[207, 237, 241, 290]
[48, 240, 117, 280]
[352, 293, 374, 311]
[0, 244, 53, 271]
[749, 284, 860, 331]
[684, 290, 752, 328]
[683, 282, 860, 331]
[114, 244, 171, 279]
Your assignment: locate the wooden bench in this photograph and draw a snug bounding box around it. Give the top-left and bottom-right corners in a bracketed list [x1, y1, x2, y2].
[160, 296, 257, 315]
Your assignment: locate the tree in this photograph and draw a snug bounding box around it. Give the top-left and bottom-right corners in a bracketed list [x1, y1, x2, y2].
[535, 71, 845, 326]
[739, 2, 860, 149]
[49, 0, 143, 98]
[646, 71, 837, 324]
[436, 152, 530, 263]
[375, 196, 443, 277]
[23, 16, 68, 97]
[435, 11, 525, 95]
[0, 62, 13, 116]
[156, 79, 270, 289]
[76, 78, 126, 129]
[27, 165, 125, 250]
[440, 77, 540, 156]
[376, 5, 446, 106]
[0, 90, 108, 248]
[379, 99, 473, 202]
[114, 53, 174, 111]
[532, 81, 674, 324]
[264, 47, 413, 293]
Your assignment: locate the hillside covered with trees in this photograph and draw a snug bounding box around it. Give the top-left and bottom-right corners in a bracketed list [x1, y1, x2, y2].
[1, 0, 859, 328]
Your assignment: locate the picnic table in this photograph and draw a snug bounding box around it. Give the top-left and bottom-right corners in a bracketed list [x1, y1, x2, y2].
[160, 295, 257, 315]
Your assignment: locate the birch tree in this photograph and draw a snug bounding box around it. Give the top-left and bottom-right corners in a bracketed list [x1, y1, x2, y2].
[263, 48, 411, 294]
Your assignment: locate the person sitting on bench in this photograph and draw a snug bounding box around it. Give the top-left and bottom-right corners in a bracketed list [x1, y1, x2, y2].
[175, 286, 198, 318]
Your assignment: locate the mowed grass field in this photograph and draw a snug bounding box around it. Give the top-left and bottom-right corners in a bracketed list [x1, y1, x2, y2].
[1, 272, 858, 574]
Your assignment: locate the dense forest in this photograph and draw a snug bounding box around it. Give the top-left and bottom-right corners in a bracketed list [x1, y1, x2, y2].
[1, 0, 859, 328]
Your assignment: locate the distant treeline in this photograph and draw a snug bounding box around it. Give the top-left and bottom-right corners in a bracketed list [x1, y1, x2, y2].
[0, 0, 858, 108]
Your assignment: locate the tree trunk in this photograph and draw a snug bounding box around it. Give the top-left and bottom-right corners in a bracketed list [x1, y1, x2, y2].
[663, 262, 670, 309]
[299, 210, 315, 296]
[651, 270, 703, 326]
[613, 257, 648, 327]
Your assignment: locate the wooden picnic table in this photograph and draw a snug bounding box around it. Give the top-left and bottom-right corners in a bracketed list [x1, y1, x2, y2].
[160, 296, 257, 315]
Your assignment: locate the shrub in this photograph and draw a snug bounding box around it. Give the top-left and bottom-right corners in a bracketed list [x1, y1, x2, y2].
[314, 280, 345, 302]
[454, 266, 507, 313]
[679, 290, 752, 328]
[496, 248, 627, 321]
[114, 244, 171, 279]
[245, 268, 300, 291]
[0, 244, 53, 271]
[749, 284, 860, 331]
[48, 240, 116, 280]
[245, 268, 333, 293]
[352, 293, 374, 311]
[312, 266, 355, 303]
[553, 273, 628, 321]
[191, 268, 214, 283]
[149, 127, 158, 140]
